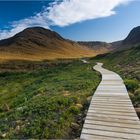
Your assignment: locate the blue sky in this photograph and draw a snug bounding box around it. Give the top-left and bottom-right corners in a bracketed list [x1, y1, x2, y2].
[0, 0, 140, 42]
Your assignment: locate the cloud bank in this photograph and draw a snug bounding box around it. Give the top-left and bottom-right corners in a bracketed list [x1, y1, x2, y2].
[47, 0, 130, 26]
[0, 0, 132, 40]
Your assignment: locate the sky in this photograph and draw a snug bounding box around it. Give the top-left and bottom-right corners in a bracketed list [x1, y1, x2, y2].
[0, 0, 140, 42]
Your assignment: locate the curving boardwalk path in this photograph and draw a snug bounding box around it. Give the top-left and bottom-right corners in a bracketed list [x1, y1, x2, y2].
[80, 63, 140, 140]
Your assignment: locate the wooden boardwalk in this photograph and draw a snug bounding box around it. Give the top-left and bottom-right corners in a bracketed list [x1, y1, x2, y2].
[80, 63, 140, 140]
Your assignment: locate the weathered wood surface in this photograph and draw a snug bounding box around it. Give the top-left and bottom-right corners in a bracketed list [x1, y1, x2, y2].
[80, 63, 140, 140]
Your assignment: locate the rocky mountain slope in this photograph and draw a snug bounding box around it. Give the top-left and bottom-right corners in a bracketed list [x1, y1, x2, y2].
[0, 27, 95, 61]
[123, 26, 140, 45]
[112, 26, 140, 51]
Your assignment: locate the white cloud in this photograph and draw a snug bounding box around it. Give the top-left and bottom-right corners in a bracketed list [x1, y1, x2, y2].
[47, 0, 131, 26]
[0, 0, 132, 40]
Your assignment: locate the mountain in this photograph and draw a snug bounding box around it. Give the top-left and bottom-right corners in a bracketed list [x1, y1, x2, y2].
[123, 26, 140, 45]
[111, 26, 140, 51]
[0, 27, 95, 62]
[1, 26, 140, 62]
[78, 41, 113, 53]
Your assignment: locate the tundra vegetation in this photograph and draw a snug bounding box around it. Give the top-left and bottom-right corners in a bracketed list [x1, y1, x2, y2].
[0, 60, 100, 139]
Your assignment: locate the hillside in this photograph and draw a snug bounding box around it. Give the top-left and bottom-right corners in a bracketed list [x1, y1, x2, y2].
[0, 27, 95, 62]
[92, 44, 140, 116]
[98, 45, 140, 80]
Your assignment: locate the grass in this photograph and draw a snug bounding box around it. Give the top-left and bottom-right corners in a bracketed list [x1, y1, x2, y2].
[0, 60, 100, 139]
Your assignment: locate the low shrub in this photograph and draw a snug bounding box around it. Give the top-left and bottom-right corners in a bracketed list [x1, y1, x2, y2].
[68, 106, 80, 115]
[124, 79, 139, 92]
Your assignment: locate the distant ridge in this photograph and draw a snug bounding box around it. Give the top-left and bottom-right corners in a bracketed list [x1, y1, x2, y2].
[78, 41, 112, 53]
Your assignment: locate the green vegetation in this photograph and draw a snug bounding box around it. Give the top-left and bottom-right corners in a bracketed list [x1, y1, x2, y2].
[124, 79, 139, 92]
[124, 79, 140, 106]
[0, 60, 100, 139]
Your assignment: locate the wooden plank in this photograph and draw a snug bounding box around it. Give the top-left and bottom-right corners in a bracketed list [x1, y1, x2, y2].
[92, 96, 130, 99]
[88, 110, 137, 116]
[82, 128, 140, 139]
[92, 97, 131, 101]
[98, 85, 125, 88]
[95, 92, 128, 95]
[91, 100, 132, 104]
[89, 105, 135, 111]
[91, 99, 131, 102]
[90, 102, 133, 107]
[93, 94, 130, 97]
[87, 112, 139, 121]
[97, 87, 126, 90]
[100, 82, 123, 84]
[85, 119, 140, 129]
[88, 107, 135, 113]
[80, 133, 126, 140]
[86, 115, 140, 124]
[83, 123, 140, 135]
[90, 102, 133, 106]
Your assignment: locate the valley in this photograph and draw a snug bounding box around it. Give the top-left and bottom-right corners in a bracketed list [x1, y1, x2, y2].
[0, 26, 140, 139]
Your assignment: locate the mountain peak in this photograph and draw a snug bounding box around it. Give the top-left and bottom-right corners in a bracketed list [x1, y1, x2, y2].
[0, 26, 64, 46]
[14, 26, 64, 40]
[123, 26, 140, 45]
